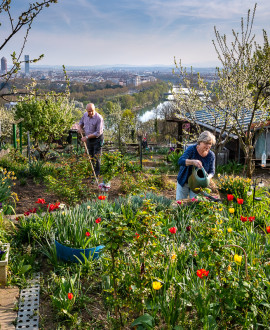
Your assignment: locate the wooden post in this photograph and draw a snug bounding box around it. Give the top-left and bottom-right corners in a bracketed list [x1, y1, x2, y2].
[27, 131, 31, 163]
[138, 135, 143, 169]
[13, 124, 17, 149]
[177, 121, 183, 149]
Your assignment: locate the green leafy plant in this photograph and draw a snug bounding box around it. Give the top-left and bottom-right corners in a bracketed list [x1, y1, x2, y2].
[167, 150, 184, 172]
[51, 204, 104, 249]
[217, 160, 245, 175]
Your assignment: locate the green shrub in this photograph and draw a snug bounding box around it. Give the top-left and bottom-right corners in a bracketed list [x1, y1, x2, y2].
[217, 160, 245, 175]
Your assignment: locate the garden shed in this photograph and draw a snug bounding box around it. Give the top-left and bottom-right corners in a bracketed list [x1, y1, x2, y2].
[167, 109, 270, 165]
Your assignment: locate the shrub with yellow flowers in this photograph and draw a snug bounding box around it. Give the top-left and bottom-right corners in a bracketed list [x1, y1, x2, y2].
[216, 173, 251, 199]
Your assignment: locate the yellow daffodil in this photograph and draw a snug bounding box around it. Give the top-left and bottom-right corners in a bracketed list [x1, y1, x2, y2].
[227, 228, 233, 233]
[171, 253, 177, 261]
[234, 254, 242, 265]
[152, 281, 162, 290]
[229, 208, 235, 214]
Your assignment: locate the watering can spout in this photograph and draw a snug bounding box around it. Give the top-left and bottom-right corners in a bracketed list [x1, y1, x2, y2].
[188, 166, 210, 193]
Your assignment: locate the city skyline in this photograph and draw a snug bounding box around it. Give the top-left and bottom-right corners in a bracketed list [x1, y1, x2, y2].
[1, 1, 270, 68]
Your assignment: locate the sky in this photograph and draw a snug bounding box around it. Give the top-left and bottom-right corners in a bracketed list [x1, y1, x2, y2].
[1, 0, 270, 68]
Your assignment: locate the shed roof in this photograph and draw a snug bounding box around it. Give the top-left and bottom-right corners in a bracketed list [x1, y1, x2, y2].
[173, 108, 268, 138]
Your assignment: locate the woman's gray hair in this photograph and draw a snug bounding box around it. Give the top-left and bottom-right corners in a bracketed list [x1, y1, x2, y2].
[197, 131, 216, 145]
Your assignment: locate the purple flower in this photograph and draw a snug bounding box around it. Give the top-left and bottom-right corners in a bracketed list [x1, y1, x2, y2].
[0, 202, 2, 209]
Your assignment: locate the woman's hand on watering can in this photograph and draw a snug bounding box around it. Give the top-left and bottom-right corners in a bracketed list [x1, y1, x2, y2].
[192, 160, 203, 168]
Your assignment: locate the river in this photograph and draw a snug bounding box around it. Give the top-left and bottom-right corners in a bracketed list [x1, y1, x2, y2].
[138, 92, 174, 122]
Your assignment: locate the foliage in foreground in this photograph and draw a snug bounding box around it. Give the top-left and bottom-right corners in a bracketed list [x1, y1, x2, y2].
[7, 187, 270, 329]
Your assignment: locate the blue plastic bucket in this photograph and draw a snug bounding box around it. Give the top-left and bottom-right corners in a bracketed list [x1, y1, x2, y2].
[55, 240, 105, 263]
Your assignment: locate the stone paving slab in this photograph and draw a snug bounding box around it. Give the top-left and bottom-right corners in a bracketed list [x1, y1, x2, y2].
[0, 287, 19, 330]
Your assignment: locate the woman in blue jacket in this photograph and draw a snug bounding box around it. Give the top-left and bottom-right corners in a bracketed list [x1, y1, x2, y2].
[176, 131, 216, 200]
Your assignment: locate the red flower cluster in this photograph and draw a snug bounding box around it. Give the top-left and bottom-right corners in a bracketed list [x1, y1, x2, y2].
[197, 268, 209, 278]
[241, 215, 255, 222]
[227, 194, 234, 201]
[47, 202, 60, 212]
[237, 198, 244, 205]
[95, 218, 101, 223]
[35, 198, 46, 204]
[169, 227, 177, 234]
[266, 226, 270, 233]
[240, 216, 247, 222]
[135, 232, 140, 239]
[24, 208, 37, 216]
[98, 195, 106, 200]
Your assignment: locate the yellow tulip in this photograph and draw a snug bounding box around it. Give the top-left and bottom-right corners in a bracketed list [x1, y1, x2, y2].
[87, 205, 91, 210]
[227, 228, 233, 233]
[229, 208, 235, 214]
[234, 254, 242, 265]
[152, 281, 162, 290]
[227, 265, 232, 272]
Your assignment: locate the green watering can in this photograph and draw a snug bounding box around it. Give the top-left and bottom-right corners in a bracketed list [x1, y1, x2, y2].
[188, 166, 210, 193]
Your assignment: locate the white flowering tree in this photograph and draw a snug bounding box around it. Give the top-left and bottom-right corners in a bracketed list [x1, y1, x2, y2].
[174, 5, 270, 177]
[0, 107, 14, 146]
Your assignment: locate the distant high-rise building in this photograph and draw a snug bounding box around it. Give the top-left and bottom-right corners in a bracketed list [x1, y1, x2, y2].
[25, 55, 29, 74]
[1, 57, 7, 74]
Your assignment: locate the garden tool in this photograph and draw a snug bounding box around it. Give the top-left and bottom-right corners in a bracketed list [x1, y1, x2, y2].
[193, 187, 221, 203]
[79, 131, 99, 186]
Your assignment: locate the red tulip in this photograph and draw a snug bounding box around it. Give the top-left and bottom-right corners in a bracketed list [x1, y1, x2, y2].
[240, 216, 247, 222]
[197, 268, 209, 278]
[35, 198, 46, 204]
[24, 211, 30, 216]
[227, 194, 234, 201]
[98, 195, 106, 200]
[135, 233, 140, 239]
[266, 226, 270, 233]
[186, 225, 191, 232]
[169, 227, 177, 234]
[95, 218, 101, 223]
[248, 216, 255, 222]
[237, 198, 244, 205]
[67, 293, 73, 300]
[176, 201, 182, 205]
[47, 204, 55, 212]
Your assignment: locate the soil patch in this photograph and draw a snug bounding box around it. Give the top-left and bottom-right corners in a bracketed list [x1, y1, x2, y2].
[10, 168, 270, 215]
